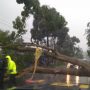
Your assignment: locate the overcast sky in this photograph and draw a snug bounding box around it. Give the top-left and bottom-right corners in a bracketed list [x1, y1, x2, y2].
[0, 0, 90, 51]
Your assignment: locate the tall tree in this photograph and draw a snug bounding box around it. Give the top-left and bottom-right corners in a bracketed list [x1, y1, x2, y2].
[86, 22, 90, 56]
[57, 34, 83, 58]
[0, 29, 24, 45]
[15, 0, 83, 59]
[0, 30, 10, 44]
[14, 0, 41, 43]
[16, 0, 40, 22]
[13, 16, 26, 42]
[31, 5, 67, 46]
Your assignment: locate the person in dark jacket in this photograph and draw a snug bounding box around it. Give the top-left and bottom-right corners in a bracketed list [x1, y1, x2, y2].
[0, 58, 7, 89]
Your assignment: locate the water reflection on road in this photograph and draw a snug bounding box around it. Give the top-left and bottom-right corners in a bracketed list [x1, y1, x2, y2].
[15, 70, 90, 90]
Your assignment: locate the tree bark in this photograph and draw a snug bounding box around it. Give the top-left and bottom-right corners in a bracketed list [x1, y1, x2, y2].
[1, 43, 90, 76]
[17, 66, 90, 78]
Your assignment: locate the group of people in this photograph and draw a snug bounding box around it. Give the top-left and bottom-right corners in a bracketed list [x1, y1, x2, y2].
[0, 55, 17, 89]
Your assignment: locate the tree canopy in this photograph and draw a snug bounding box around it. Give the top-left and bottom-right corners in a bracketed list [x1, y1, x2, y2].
[86, 22, 90, 57]
[0, 0, 84, 72]
[15, 0, 83, 59]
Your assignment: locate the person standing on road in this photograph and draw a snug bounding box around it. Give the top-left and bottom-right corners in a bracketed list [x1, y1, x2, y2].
[5, 55, 17, 88]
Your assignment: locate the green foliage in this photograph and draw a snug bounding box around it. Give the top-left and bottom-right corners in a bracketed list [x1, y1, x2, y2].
[86, 22, 90, 57]
[57, 34, 83, 59]
[0, 30, 10, 44]
[2, 48, 35, 71]
[13, 16, 27, 38]
[16, 0, 24, 4]
[14, 52, 34, 71]
[71, 36, 80, 45]
[17, 0, 40, 22]
[14, 0, 40, 43]
[0, 29, 24, 45]
[87, 50, 90, 57]
[0, 28, 25, 70]
[9, 31, 16, 42]
[74, 47, 83, 59]
[14, 0, 84, 69]
[31, 5, 68, 46]
[56, 27, 69, 46]
[16, 0, 68, 47]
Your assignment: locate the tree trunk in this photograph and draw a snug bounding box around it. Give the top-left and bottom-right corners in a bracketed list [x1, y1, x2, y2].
[17, 66, 90, 78]
[2, 43, 90, 76]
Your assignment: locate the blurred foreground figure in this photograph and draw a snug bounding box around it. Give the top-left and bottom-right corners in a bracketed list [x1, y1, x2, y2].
[0, 58, 7, 89]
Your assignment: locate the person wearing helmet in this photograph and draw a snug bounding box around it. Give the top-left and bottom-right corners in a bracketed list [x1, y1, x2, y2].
[5, 55, 17, 88]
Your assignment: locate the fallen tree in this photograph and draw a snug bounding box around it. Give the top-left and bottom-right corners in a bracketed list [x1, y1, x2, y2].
[17, 66, 90, 78]
[1, 43, 90, 76]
